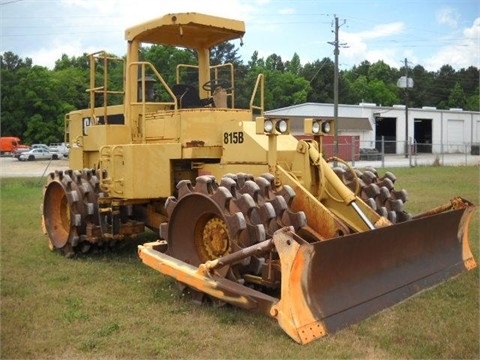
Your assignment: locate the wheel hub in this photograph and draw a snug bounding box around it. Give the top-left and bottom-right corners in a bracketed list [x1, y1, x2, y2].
[196, 217, 230, 260]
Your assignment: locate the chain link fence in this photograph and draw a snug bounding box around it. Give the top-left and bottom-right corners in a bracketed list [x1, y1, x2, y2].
[322, 137, 480, 168]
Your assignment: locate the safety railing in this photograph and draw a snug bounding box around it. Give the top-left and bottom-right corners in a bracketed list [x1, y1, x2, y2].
[250, 74, 265, 116]
[86, 51, 125, 124]
[128, 62, 178, 143]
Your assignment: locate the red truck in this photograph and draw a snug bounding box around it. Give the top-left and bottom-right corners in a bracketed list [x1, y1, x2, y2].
[0, 137, 29, 156]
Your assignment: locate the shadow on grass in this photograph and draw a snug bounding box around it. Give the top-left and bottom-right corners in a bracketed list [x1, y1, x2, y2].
[63, 230, 158, 263]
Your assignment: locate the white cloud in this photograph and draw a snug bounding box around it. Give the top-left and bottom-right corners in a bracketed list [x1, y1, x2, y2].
[339, 22, 405, 68]
[357, 22, 405, 39]
[425, 17, 480, 70]
[3, 1, 478, 72]
[7, 0, 262, 69]
[436, 7, 460, 28]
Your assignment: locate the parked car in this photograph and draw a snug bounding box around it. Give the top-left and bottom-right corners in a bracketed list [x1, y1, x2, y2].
[48, 142, 70, 157]
[31, 144, 51, 152]
[18, 148, 60, 161]
[12, 146, 31, 159]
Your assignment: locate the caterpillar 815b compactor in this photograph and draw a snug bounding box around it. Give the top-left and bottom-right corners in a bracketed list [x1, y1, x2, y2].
[42, 13, 476, 344]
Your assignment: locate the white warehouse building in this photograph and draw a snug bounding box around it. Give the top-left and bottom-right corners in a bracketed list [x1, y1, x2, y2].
[265, 103, 480, 155]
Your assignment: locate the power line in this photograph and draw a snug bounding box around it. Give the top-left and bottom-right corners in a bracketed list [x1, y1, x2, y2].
[0, 0, 25, 5]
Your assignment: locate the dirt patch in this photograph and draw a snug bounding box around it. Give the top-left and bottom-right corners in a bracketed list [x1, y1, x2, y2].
[0, 156, 70, 178]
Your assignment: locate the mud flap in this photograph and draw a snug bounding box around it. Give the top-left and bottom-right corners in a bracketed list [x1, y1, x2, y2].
[271, 205, 476, 344]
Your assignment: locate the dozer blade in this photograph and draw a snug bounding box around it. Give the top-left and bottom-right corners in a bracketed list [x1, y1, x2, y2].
[138, 200, 475, 345]
[272, 201, 476, 344]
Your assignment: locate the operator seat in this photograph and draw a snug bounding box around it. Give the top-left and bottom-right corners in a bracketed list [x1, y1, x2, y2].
[172, 84, 213, 109]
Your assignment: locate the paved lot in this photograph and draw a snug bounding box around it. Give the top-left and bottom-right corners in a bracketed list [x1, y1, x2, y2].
[1, 153, 478, 179]
[0, 156, 70, 178]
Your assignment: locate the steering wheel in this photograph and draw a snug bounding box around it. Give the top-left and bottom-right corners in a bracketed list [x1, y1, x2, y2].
[202, 79, 232, 92]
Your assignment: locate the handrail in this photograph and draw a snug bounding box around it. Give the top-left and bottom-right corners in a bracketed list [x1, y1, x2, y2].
[86, 51, 124, 124]
[128, 61, 178, 143]
[176, 64, 198, 84]
[129, 61, 177, 108]
[250, 74, 264, 115]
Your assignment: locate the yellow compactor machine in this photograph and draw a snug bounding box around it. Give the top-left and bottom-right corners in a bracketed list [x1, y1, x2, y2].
[42, 13, 477, 344]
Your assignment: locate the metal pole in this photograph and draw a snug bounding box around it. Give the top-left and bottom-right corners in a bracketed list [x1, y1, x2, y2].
[333, 16, 339, 158]
[351, 137, 355, 167]
[441, 112, 445, 166]
[408, 137, 412, 167]
[441, 142, 444, 166]
[404, 58, 409, 158]
[381, 136, 385, 168]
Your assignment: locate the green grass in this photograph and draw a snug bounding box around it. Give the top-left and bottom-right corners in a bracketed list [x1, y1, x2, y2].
[1, 166, 479, 359]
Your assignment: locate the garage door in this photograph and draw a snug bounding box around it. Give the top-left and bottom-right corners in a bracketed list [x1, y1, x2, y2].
[447, 119, 464, 152]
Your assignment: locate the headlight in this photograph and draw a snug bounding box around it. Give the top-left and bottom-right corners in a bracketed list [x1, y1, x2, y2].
[275, 119, 288, 134]
[312, 121, 321, 134]
[264, 119, 274, 133]
[322, 121, 331, 134]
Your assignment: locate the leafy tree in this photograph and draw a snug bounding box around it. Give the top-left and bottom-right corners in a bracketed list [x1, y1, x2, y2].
[142, 45, 196, 85]
[267, 71, 310, 108]
[210, 42, 242, 66]
[1, 52, 33, 137]
[54, 53, 90, 71]
[247, 51, 265, 70]
[432, 64, 457, 109]
[457, 66, 479, 95]
[285, 53, 301, 75]
[1, 46, 479, 146]
[301, 58, 335, 103]
[344, 60, 371, 82]
[346, 75, 369, 103]
[408, 65, 434, 108]
[246, 52, 310, 109]
[368, 79, 398, 106]
[234, 52, 265, 109]
[448, 81, 467, 109]
[52, 57, 90, 109]
[265, 54, 285, 72]
[465, 86, 480, 111]
[24, 114, 58, 144]
[368, 60, 397, 84]
[20, 66, 66, 143]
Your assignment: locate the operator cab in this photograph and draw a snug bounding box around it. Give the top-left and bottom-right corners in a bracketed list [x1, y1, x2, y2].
[126, 13, 244, 111]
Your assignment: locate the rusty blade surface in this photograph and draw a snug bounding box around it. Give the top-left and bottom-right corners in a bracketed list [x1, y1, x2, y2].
[274, 205, 476, 344]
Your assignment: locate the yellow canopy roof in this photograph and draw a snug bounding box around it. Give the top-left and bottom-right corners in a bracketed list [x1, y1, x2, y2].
[125, 12, 245, 49]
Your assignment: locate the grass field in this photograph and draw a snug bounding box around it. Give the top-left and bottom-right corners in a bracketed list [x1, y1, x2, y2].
[1, 166, 479, 359]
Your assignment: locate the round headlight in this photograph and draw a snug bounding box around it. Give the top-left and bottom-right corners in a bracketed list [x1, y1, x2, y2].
[276, 119, 288, 133]
[312, 121, 321, 134]
[264, 120, 274, 133]
[322, 121, 331, 134]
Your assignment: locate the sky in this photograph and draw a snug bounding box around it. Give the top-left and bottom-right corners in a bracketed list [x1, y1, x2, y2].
[1, 0, 479, 72]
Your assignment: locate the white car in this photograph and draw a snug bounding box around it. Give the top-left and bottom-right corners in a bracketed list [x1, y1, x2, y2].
[18, 148, 60, 161]
[48, 142, 69, 157]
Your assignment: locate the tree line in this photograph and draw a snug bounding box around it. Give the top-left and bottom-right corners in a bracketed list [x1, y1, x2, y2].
[1, 44, 478, 145]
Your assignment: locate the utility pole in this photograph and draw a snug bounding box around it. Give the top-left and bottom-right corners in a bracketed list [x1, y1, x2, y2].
[328, 15, 346, 158]
[396, 59, 414, 160]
